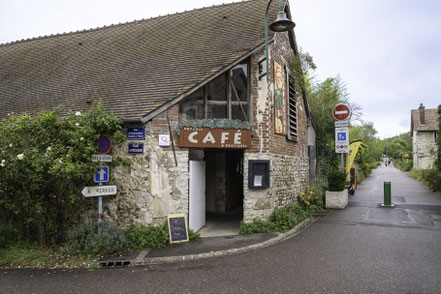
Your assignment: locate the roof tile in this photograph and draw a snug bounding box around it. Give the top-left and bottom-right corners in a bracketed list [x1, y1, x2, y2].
[0, 0, 281, 120]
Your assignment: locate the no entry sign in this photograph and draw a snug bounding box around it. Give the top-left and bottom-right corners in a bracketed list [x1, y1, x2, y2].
[333, 104, 351, 121]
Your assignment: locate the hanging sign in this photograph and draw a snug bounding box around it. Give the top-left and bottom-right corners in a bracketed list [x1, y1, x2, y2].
[127, 127, 145, 140]
[178, 128, 251, 149]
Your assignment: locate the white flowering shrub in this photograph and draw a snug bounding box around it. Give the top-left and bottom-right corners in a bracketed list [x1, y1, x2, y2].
[0, 105, 125, 245]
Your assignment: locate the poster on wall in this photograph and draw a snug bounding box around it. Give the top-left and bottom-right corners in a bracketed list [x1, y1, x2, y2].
[273, 61, 287, 135]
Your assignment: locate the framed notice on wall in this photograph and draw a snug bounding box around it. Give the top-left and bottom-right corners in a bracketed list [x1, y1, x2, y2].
[273, 61, 287, 135]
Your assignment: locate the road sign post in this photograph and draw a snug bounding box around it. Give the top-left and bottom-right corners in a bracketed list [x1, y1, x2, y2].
[94, 166, 109, 183]
[333, 104, 351, 121]
[333, 104, 351, 172]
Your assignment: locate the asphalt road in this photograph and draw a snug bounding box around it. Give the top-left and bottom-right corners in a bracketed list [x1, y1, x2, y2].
[1, 166, 441, 293]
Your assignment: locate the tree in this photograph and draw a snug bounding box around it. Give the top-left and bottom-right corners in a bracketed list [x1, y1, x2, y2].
[0, 105, 125, 245]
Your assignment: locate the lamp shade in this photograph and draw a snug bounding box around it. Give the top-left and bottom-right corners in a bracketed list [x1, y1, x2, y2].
[269, 11, 295, 32]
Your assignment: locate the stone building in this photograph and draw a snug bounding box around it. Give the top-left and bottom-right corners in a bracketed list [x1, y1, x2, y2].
[0, 0, 317, 232]
[411, 104, 438, 169]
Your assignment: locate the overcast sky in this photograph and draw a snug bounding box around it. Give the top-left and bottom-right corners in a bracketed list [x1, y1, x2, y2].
[1, 0, 440, 139]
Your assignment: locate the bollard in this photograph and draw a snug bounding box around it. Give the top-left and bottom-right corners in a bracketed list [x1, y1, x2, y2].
[382, 181, 394, 207]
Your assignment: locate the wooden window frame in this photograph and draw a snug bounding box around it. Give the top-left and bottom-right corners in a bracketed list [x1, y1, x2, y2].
[180, 59, 250, 122]
[286, 69, 298, 142]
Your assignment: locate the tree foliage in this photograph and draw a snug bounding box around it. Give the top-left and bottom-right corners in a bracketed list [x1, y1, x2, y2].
[0, 105, 125, 245]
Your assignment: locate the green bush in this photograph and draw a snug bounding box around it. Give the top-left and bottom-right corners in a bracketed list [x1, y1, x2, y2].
[239, 219, 277, 235]
[271, 204, 312, 232]
[298, 178, 326, 212]
[62, 220, 127, 256]
[125, 222, 200, 250]
[0, 105, 125, 245]
[239, 202, 313, 235]
[410, 168, 441, 192]
[188, 228, 200, 241]
[125, 222, 169, 250]
[0, 223, 19, 248]
[327, 168, 346, 191]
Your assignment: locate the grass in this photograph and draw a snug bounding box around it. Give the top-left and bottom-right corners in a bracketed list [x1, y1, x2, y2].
[0, 243, 92, 269]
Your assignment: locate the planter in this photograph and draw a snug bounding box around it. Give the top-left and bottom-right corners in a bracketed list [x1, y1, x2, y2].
[325, 189, 348, 209]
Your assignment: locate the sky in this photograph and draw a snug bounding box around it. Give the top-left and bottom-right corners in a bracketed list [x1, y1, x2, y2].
[1, 0, 440, 139]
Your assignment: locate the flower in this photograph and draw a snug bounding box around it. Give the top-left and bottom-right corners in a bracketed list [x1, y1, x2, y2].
[80, 137, 84, 141]
[0, 159, 5, 167]
[47, 146, 52, 151]
[75, 111, 81, 116]
[9, 143, 12, 147]
[75, 122, 80, 127]
[17, 154, 24, 160]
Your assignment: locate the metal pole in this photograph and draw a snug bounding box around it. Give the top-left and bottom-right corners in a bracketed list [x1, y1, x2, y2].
[98, 182, 103, 236]
[382, 182, 393, 207]
[98, 196, 103, 236]
[341, 153, 345, 171]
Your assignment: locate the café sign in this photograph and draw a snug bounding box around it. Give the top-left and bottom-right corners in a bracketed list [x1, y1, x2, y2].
[178, 128, 252, 149]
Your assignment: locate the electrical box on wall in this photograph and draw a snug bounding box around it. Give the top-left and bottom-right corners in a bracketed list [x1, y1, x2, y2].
[248, 160, 270, 189]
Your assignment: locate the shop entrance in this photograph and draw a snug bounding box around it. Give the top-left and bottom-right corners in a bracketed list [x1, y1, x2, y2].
[189, 149, 244, 237]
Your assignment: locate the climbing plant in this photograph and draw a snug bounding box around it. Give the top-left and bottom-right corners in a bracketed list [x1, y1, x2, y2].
[0, 105, 125, 245]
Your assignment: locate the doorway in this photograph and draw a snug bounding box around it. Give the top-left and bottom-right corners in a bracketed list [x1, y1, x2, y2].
[189, 149, 244, 237]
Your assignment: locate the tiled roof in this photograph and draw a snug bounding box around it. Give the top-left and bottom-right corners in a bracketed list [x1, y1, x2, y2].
[0, 0, 282, 120]
[411, 108, 438, 132]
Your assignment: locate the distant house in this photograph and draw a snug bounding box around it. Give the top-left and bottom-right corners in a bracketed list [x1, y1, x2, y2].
[0, 0, 317, 231]
[411, 103, 438, 169]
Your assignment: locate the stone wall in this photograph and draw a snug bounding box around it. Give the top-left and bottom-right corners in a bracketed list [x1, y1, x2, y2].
[415, 131, 437, 169]
[106, 118, 189, 227]
[242, 32, 310, 222]
[243, 152, 309, 222]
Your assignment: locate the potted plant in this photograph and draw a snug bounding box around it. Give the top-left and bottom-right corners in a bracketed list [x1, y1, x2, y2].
[325, 168, 348, 209]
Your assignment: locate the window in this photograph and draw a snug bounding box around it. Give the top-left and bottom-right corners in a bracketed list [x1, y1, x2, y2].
[287, 76, 298, 141]
[180, 60, 249, 121]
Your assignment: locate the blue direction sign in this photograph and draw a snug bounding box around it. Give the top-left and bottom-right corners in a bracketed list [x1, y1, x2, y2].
[94, 166, 109, 183]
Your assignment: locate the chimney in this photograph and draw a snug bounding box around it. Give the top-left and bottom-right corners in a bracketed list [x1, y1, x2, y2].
[419, 103, 425, 125]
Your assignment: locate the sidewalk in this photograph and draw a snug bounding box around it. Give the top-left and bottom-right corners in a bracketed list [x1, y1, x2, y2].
[133, 216, 319, 266]
[333, 165, 441, 231]
[100, 166, 441, 267]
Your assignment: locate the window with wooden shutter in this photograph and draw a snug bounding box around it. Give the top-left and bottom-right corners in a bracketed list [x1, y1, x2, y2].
[287, 76, 298, 141]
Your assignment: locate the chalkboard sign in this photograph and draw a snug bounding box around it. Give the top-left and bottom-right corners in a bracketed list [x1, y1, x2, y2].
[167, 214, 189, 243]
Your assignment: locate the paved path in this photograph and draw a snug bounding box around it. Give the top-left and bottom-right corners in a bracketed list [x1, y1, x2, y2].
[1, 166, 440, 293]
[353, 165, 441, 206]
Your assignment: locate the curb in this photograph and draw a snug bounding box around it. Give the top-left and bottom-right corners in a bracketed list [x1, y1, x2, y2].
[134, 216, 320, 266]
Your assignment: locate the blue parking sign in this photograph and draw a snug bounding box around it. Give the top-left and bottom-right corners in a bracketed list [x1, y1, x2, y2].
[337, 132, 346, 141]
[94, 166, 109, 183]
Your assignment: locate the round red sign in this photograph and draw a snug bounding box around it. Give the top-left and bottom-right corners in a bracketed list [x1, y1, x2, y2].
[333, 104, 351, 120]
[94, 135, 112, 154]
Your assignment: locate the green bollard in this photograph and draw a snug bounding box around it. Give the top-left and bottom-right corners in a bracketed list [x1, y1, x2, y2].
[382, 181, 394, 207]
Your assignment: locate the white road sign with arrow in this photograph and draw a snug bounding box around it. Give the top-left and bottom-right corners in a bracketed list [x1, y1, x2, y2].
[80, 185, 117, 197]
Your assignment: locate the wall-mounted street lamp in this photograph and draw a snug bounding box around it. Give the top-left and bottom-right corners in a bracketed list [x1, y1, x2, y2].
[264, 0, 295, 80]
